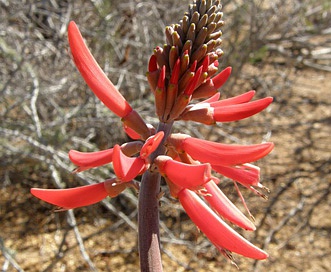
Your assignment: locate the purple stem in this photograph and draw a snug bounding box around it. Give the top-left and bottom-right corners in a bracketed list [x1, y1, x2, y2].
[138, 122, 173, 272]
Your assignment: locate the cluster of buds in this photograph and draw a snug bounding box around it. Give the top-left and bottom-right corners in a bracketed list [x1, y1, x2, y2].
[31, 0, 274, 264]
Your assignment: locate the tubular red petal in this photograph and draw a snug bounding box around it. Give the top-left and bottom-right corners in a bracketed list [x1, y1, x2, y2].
[148, 54, 158, 72]
[212, 163, 261, 187]
[184, 66, 203, 95]
[204, 181, 256, 230]
[69, 149, 114, 172]
[155, 156, 211, 189]
[155, 66, 166, 118]
[112, 145, 146, 182]
[201, 55, 210, 73]
[210, 90, 256, 107]
[178, 189, 268, 259]
[213, 97, 273, 122]
[190, 60, 197, 72]
[140, 131, 164, 159]
[31, 183, 108, 209]
[183, 137, 274, 166]
[211, 66, 232, 89]
[68, 21, 132, 117]
[170, 58, 181, 84]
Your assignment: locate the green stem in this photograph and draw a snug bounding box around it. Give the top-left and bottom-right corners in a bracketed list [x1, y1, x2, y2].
[138, 121, 173, 272]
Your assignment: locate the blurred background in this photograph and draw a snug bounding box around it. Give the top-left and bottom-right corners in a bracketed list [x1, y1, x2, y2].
[1, 0, 330, 271]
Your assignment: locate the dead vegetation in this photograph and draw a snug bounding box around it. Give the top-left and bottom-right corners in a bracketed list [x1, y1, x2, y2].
[1, 0, 330, 271]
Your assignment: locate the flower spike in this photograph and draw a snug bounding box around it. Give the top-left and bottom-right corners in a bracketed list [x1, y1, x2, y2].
[32, 1, 275, 266]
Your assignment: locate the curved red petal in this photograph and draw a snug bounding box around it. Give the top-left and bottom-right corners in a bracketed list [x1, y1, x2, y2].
[204, 181, 256, 231]
[184, 66, 203, 95]
[68, 21, 132, 117]
[69, 149, 113, 171]
[156, 156, 211, 189]
[210, 90, 256, 107]
[183, 137, 274, 166]
[212, 163, 260, 187]
[179, 189, 268, 259]
[213, 97, 273, 122]
[113, 145, 146, 182]
[211, 66, 232, 89]
[31, 183, 108, 209]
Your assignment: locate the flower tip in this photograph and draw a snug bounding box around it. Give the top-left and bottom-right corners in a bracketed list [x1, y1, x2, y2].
[222, 66, 232, 75]
[264, 142, 275, 154]
[68, 21, 77, 30]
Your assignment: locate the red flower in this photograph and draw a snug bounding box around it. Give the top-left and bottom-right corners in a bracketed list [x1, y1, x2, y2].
[178, 189, 268, 260]
[179, 91, 273, 124]
[68, 21, 132, 118]
[203, 180, 256, 231]
[31, 179, 129, 210]
[154, 155, 212, 190]
[68, 141, 143, 172]
[167, 133, 274, 166]
[68, 21, 150, 140]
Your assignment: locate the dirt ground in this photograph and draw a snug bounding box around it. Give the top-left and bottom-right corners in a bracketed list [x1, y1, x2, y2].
[1, 66, 330, 271]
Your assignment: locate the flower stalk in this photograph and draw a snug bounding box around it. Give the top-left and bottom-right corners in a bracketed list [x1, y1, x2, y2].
[139, 121, 173, 272]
